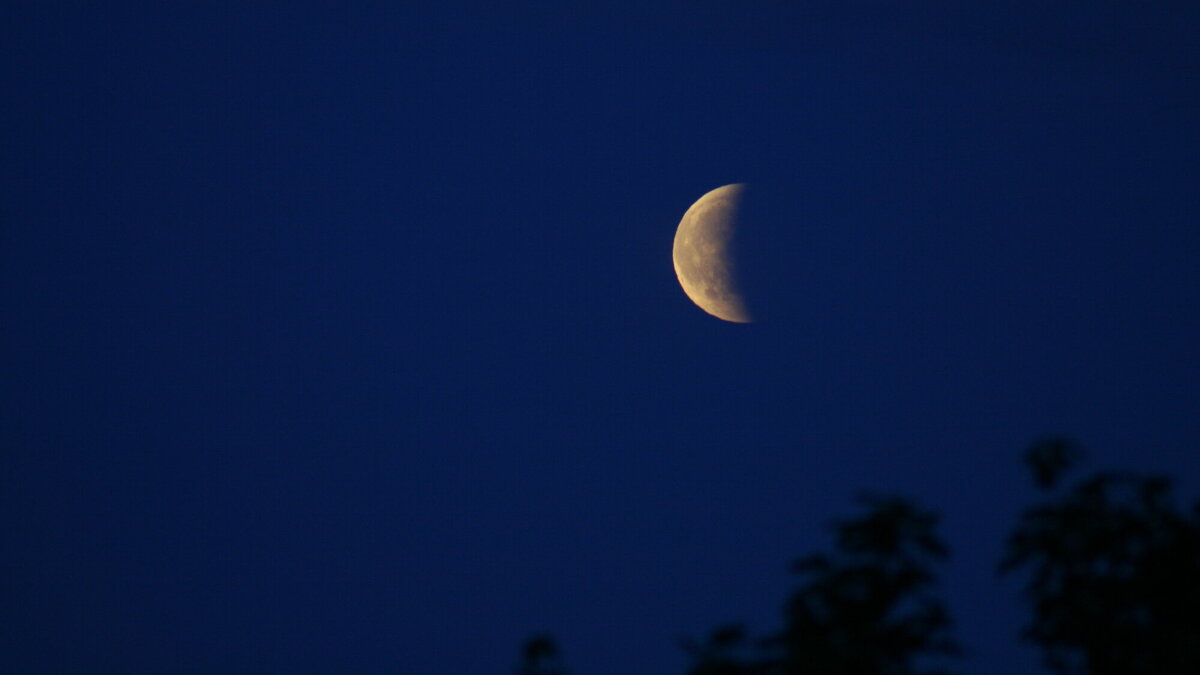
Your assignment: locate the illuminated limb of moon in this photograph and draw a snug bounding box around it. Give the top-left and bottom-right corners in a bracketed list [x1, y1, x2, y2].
[672, 183, 752, 323]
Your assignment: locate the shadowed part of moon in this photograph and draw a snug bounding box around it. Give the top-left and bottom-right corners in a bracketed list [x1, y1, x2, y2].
[672, 184, 752, 323]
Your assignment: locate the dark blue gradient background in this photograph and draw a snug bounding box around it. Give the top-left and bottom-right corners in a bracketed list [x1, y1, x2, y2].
[4, 3, 1199, 673]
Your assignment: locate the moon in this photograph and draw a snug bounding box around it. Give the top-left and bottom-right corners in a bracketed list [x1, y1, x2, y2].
[672, 183, 752, 323]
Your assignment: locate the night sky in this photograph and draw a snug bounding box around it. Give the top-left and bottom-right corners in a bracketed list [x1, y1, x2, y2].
[4, 2, 1199, 673]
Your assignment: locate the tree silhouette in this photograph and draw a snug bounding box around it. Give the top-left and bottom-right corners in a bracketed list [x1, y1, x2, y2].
[513, 438, 1200, 674]
[684, 495, 959, 675]
[515, 634, 569, 675]
[1001, 438, 1200, 674]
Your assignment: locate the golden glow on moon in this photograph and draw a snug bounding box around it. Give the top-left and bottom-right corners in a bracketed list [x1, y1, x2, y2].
[672, 183, 752, 323]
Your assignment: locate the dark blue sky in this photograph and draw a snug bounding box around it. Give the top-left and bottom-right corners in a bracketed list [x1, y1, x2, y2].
[4, 2, 1199, 673]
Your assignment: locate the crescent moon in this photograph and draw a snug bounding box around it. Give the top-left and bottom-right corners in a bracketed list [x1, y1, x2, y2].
[672, 184, 752, 323]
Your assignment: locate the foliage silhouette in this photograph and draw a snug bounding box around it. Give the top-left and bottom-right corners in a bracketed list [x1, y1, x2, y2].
[683, 494, 959, 675]
[515, 634, 568, 675]
[513, 439, 1200, 674]
[1001, 438, 1200, 674]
